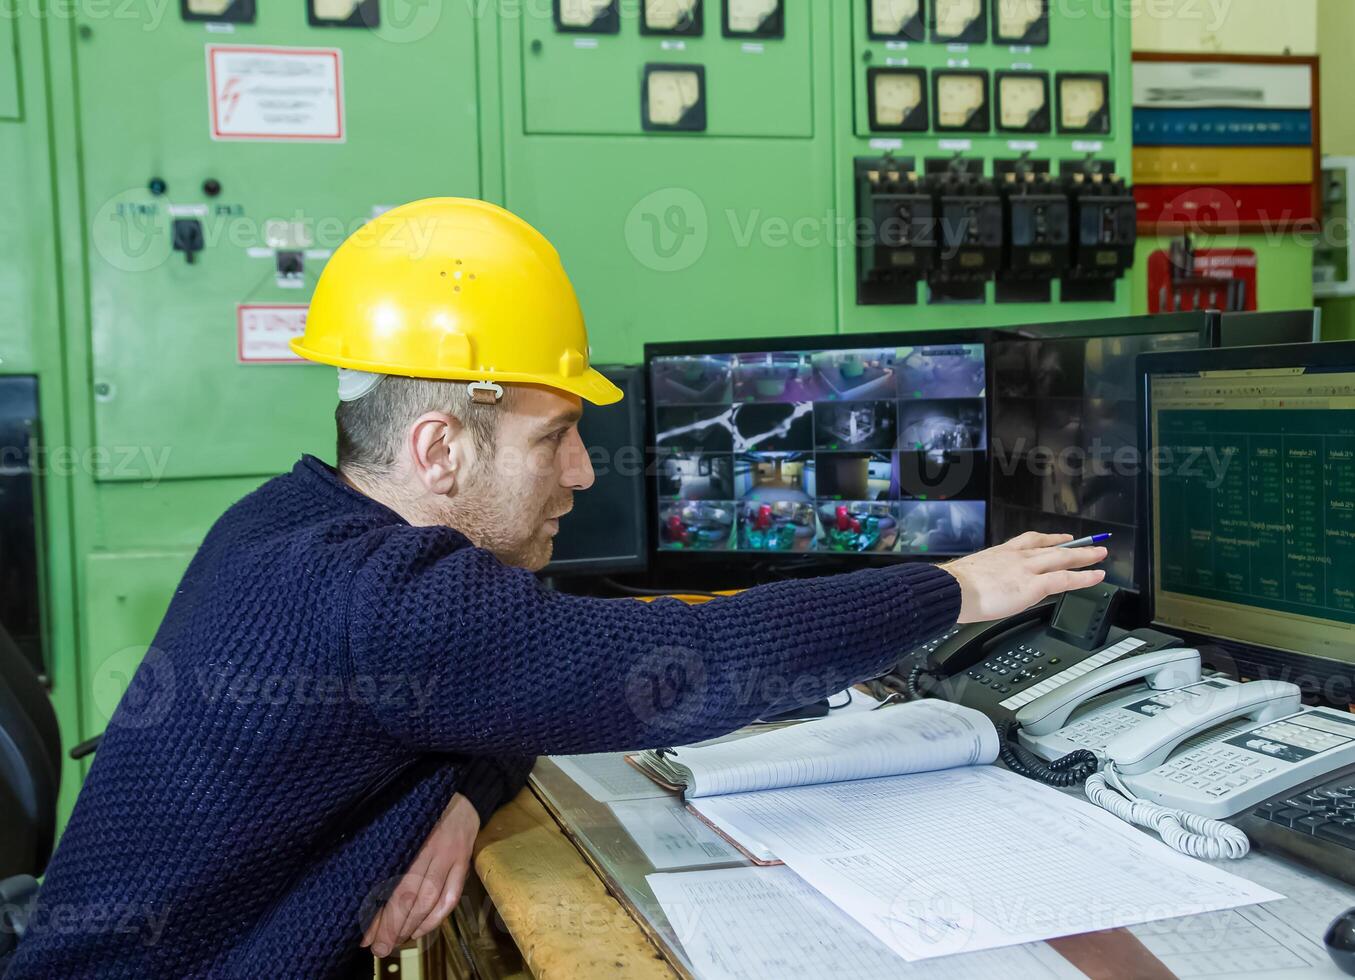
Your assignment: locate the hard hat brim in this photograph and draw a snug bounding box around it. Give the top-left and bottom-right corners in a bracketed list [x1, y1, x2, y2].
[557, 367, 625, 406]
[290, 340, 624, 406]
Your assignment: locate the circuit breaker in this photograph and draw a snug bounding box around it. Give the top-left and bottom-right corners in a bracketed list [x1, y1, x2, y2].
[996, 162, 1070, 303]
[855, 157, 936, 306]
[841, 0, 1133, 324]
[1062, 165, 1137, 302]
[927, 161, 1003, 303]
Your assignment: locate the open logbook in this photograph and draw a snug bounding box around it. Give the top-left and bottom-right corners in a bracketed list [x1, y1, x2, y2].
[630, 699, 1000, 799]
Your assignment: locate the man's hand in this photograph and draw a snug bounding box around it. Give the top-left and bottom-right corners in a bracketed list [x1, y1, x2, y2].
[942, 532, 1107, 624]
[362, 792, 480, 959]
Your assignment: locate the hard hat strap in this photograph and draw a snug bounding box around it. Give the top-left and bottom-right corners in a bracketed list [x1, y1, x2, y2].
[468, 381, 504, 405]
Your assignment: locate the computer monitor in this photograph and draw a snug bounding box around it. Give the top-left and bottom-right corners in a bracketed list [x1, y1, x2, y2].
[646, 331, 989, 557]
[1215, 309, 1321, 348]
[988, 313, 1216, 589]
[544, 365, 649, 575]
[1139, 341, 1355, 700]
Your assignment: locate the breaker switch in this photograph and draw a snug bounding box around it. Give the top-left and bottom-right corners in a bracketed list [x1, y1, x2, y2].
[172, 218, 204, 264]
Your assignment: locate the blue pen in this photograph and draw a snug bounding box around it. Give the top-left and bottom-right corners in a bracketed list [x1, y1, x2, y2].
[1059, 533, 1112, 549]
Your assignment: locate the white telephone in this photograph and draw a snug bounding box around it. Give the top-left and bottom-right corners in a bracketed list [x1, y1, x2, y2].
[1010, 648, 1355, 859]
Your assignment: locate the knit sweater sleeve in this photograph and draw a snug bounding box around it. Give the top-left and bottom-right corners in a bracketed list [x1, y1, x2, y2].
[346, 535, 961, 756]
[454, 754, 534, 826]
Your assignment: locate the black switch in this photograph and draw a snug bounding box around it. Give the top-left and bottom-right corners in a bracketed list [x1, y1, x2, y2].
[276, 250, 303, 278]
[172, 218, 204, 264]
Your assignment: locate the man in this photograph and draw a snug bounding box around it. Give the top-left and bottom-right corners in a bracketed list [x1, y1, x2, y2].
[7, 199, 1105, 978]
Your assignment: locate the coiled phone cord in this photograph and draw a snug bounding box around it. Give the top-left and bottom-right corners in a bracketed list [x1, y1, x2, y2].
[903, 666, 933, 702]
[998, 721, 1100, 787]
[1084, 765, 1250, 860]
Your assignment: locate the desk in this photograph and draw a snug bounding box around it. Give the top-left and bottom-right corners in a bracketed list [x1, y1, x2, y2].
[443, 747, 1355, 979]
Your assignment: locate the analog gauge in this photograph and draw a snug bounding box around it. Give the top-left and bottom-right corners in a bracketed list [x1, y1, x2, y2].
[993, 0, 1048, 45]
[934, 71, 990, 132]
[643, 0, 702, 35]
[996, 72, 1050, 133]
[307, 0, 378, 27]
[932, 0, 986, 44]
[867, 0, 924, 42]
[1058, 73, 1111, 134]
[182, 0, 255, 21]
[554, 0, 620, 32]
[643, 65, 707, 131]
[724, 0, 783, 37]
[868, 68, 928, 132]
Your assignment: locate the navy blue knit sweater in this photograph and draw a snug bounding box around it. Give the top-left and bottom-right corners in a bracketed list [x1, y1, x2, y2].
[8, 455, 960, 978]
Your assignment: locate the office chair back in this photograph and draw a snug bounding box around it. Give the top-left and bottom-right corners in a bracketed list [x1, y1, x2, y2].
[0, 622, 60, 882]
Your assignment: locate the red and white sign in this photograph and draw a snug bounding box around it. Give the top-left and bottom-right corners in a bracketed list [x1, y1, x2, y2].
[208, 45, 344, 142]
[1146, 248, 1259, 314]
[238, 304, 309, 363]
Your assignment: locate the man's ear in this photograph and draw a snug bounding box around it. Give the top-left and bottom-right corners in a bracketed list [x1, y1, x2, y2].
[408, 412, 472, 496]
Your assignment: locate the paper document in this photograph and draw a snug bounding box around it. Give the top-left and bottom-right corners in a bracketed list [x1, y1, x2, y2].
[640, 700, 999, 798]
[550, 753, 673, 802]
[1128, 852, 1355, 979]
[610, 798, 743, 870]
[647, 866, 1087, 980]
[692, 765, 1281, 961]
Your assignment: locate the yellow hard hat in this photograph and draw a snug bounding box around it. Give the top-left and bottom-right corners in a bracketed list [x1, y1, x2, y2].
[291, 197, 623, 406]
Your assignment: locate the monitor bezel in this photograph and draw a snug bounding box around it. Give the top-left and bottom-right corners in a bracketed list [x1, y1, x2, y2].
[987, 311, 1218, 593]
[643, 327, 993, 564]
[1136, 339, 1355, 703]
[543, 364, 651, 576]
[1212, 308, 1322, 348]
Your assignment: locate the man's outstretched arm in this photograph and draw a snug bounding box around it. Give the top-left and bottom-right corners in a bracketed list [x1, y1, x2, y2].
[347, 530, 1105, 757]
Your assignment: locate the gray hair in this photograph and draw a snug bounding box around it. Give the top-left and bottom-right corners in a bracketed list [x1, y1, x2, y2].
[335, 376, 509, 477]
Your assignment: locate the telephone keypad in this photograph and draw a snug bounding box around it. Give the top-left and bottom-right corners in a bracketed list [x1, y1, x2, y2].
[1157, 751, 1279, 798]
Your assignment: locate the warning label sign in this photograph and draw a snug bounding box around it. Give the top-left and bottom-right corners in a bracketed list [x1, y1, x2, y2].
[238, 304, 309, 363]
[208, 45, 344, 142]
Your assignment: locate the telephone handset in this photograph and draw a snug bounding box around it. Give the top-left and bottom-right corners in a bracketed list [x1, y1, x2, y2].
[1017, 646, 1202, 737]
[1105, 680, 1301, 777]
[1017, 667, 1355, 859]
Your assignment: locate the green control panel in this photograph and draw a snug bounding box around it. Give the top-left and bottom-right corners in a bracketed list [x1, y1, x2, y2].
[838, 0, 1133, 331]
[2, 0, 1134, 824]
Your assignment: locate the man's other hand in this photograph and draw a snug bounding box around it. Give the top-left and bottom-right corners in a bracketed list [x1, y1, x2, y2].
[942, 532, 1107, 624]
[362, 792, 480, 958]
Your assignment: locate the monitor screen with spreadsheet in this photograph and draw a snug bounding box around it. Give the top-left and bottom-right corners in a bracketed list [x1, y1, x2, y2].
[1142, 343, 1355, 668]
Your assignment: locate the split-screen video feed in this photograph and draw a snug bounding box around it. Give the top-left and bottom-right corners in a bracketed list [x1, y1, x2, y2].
[650, 343, 988, 555]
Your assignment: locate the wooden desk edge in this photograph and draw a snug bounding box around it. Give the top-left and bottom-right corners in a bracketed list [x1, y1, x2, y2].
[473, 787, 679, 979]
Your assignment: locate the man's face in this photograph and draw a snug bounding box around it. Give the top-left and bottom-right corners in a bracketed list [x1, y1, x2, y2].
[447, 386, 595, 571]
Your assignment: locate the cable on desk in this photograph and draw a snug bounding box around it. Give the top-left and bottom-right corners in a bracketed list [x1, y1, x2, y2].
[998, 720, 1099, 788]
[1084, 765, 1250, 860]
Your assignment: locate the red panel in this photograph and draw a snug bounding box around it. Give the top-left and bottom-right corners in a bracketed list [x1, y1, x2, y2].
[1146, 248, 1258, 314]
[1134, 184, 1316, 231]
